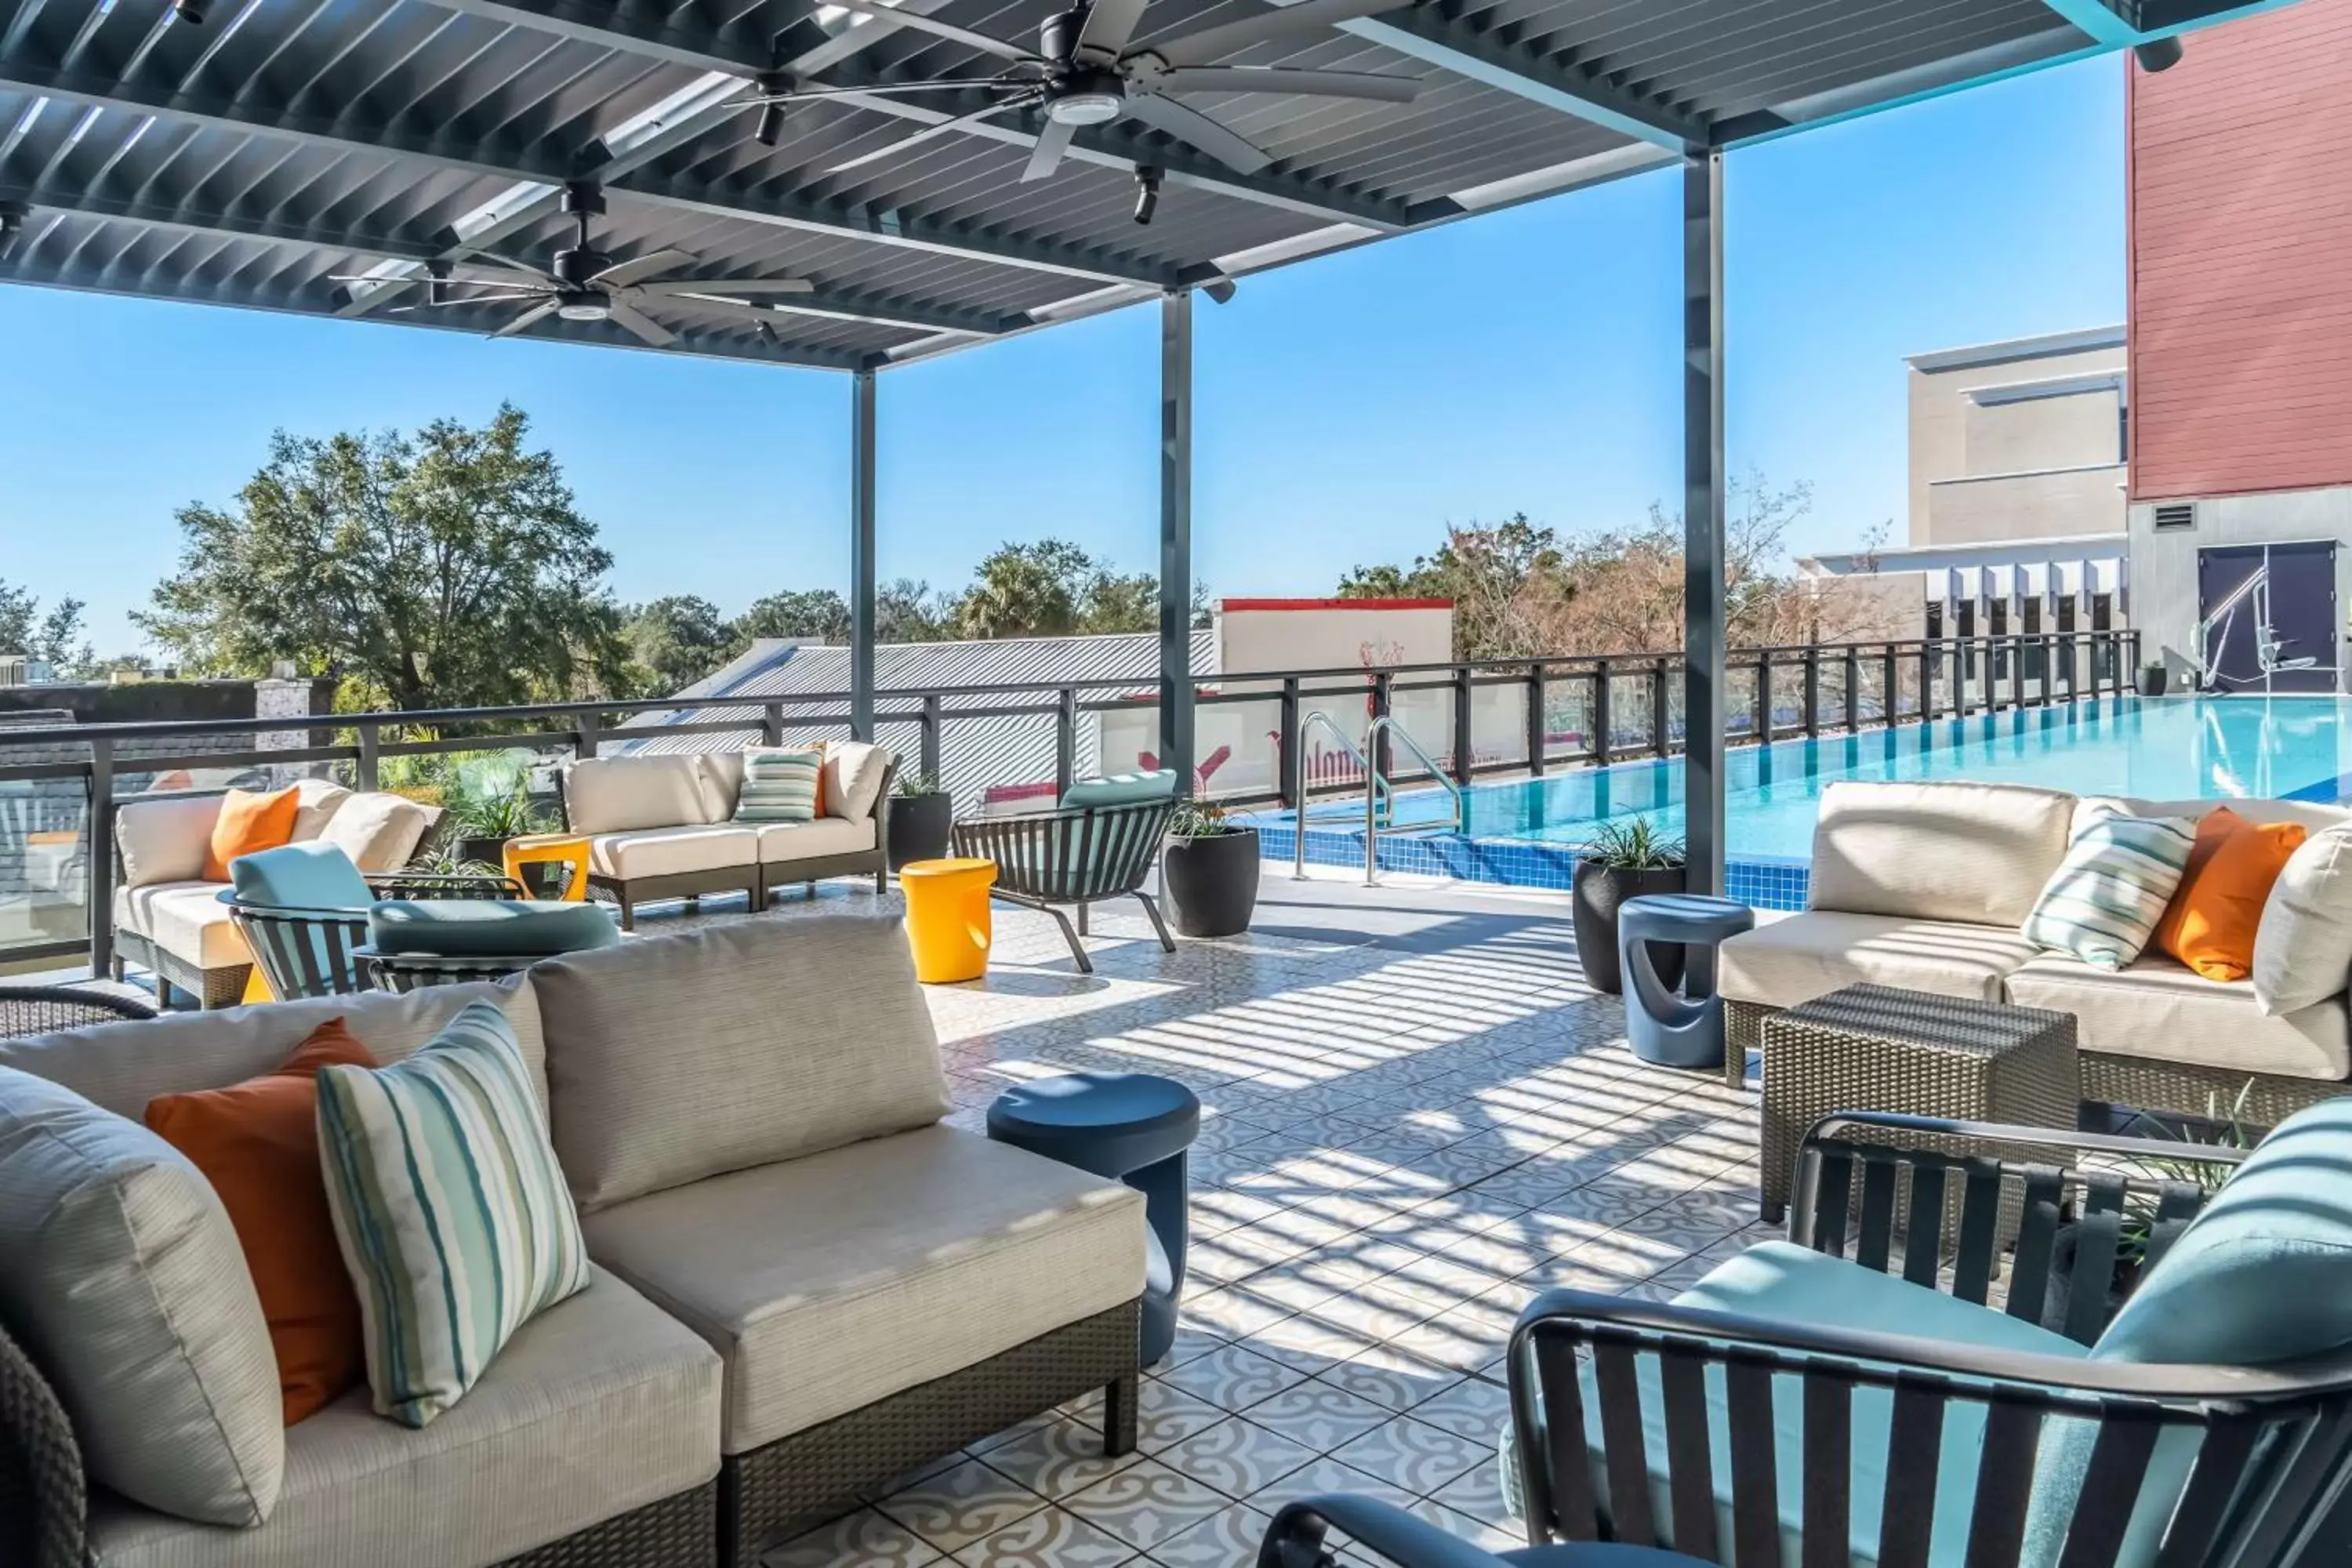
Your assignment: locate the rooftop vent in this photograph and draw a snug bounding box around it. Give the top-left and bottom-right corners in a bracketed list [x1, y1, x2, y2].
[2153, 503, 2196, 532]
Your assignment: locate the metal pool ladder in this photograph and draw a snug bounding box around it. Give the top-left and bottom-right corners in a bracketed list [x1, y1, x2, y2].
[1289, 710, 1466, 885]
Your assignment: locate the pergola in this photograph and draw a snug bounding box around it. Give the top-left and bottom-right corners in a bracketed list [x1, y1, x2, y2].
[0, 0, 2285, 890]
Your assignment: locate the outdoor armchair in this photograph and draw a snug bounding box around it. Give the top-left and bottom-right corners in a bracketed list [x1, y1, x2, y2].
[951, 781, 1181, 973]
[220, 842, 527, 1000]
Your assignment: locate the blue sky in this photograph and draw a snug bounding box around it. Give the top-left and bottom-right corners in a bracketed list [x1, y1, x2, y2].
[2, 56, 2128, 656]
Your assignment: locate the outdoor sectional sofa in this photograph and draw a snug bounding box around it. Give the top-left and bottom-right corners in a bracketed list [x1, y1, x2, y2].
[1719, 779, 2352, 1143]
[0, 914, 1146, 1567]
[557, 745, 894, 929]
[111, 779, 441, 1008]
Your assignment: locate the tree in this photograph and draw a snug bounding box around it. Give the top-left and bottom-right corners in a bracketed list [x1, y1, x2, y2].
[876, 579, 950, 644]
[1338, 514, 1566, 660]
[736, 588, 851, 644]
[623, 594, 735, 693]
[0, 581, 94, 675]
[953, 542, 1083, 638]
[137, 405, 632, 710]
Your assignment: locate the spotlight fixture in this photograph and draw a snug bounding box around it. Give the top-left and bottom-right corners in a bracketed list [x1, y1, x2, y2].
[1132, 165, 1163, 227]
[0, 202, 22, 260]
[753, 74, 790, 147]
[2134, 36, 2184, 71]
[1202, 278, 1236, 306]
[171, 0, 205, 22]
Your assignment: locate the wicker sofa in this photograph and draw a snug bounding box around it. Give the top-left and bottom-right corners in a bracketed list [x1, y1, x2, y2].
[111, 779, 441, 1008]
[0, 915, 1145, 1567]
[557, 746, 894, 929]
[1720, 780, 2352, 1134]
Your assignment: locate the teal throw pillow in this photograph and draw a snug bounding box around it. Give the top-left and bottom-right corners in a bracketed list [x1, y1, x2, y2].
[2021, 804, 2196, 970]
[733, 747, 823, 823]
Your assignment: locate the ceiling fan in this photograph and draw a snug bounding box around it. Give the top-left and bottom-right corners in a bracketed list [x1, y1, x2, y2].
[331, 184, 816, 347]
[735, 0, 1422, 212]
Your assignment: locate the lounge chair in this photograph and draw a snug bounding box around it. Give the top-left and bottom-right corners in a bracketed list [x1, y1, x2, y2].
[951, 770, 1180, 974]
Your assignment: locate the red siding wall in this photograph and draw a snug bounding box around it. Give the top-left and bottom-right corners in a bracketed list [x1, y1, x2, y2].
[2129, 0, 2352, 503]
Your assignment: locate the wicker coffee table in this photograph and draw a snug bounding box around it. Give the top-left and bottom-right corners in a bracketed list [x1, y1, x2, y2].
[1759, 983, 2078, 1223]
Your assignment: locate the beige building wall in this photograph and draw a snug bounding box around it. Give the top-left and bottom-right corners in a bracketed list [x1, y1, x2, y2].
[1907, 328, 2128, 546]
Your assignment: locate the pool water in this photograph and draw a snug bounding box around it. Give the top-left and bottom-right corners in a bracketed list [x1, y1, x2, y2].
[1259, 697, 2352, 903]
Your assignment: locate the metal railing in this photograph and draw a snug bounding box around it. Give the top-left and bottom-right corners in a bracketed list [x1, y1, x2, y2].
[0, 628, 2143, 976]
[1359, 715, 1465, 886]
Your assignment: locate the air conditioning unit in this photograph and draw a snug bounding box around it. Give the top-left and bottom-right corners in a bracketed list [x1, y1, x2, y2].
[2152, 503, 2197, 532]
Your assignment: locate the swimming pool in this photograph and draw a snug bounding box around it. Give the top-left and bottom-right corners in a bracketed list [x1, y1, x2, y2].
[1250, 695, 2352, 909]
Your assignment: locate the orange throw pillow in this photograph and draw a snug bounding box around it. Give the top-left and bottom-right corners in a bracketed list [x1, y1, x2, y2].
[201, 785, 301, 880]
[2154, 808, 2307, 982]
[146, 1020, 378, 1425]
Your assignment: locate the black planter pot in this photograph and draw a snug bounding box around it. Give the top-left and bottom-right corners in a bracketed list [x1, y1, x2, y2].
[887, 792, 956, 871]
[2142, 664, 2169, 697]
[1163, 826, 1260, 938]
[1570, 860, 1688, 996]
[452, 834, 512, 875]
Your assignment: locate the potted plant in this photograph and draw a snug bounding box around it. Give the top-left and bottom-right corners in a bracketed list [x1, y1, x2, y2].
[2141, 659, 2169, 697]
[444, 754, 555, 877]
[1161, 798, 1259, 938]
[887, 771, 956, 870]
[1570, 817, 1688, 996]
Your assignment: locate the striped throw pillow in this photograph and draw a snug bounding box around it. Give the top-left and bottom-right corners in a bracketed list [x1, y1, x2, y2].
[2023, 805, 2198, 971]
[315, 1002, 589, 1427]
[733, 746, 823, 823]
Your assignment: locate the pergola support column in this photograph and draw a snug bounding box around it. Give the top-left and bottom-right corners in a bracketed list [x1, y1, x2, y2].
[851, 368, 878, 742]
[1159, 289, 1196, 790]
[1682, 148, 1727, 896]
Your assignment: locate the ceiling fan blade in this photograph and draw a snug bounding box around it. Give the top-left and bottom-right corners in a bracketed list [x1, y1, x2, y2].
[387, 290, 547, 313]
[1158, 64, 1420, 102]
[590, 248, 696, 289]
[1123, 93, 1273, 174]
[820, 0, 1036, 62]
[452, 248, 562, 285]
[1022, 116, 1077, 181]
[647, 292, 789, 326]
[635, 276, 816, 297]
[327, 272, 423, 287]
[1076, 0, 1149, 58]
[492, 300, 561, 339]
[732, 77, 1021, 106]
[1139, 0, 1414, 67]
[605, 299, 677, 348]
[827, 95, 1031, 175]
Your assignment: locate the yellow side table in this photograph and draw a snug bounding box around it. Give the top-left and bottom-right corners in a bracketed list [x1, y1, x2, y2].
[899, 857, 997, 984]
[503, 834, 593, 902]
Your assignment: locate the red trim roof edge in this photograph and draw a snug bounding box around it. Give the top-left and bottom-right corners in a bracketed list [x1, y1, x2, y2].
[1218, 597, 1455, 612]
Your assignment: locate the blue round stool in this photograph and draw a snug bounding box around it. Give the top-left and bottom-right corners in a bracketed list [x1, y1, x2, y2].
[986, 1073, 1200, 1366]
[1617, 894, 1754, 1071]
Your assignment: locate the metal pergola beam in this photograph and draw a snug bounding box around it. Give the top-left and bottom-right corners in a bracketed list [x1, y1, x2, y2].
[1682, 147, 1725, 898]
[851, 366, 878, 740]
[0, 54, 1179, 296]
[425, 0, 1417, 234]
[1159, 287, 1195, 789]
[1341, 10, 1702, 149]
[2032, 0, 2141, 44]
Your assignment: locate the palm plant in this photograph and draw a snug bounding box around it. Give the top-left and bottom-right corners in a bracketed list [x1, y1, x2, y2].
[1577, 815, 1686, 869]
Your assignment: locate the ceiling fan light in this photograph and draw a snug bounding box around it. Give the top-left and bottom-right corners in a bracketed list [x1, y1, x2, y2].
[556, 296, 610, 321]
[1050, 91, 1123, 125]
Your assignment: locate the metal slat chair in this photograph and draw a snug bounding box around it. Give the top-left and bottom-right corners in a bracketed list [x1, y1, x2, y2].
[223, 872, 524, 1000]
[0, 984, 155, 1039]
[951, 798, 1179, 974]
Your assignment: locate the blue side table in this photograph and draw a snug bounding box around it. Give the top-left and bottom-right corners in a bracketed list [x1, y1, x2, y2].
[987, 1073, 1200, 1366]
[1618, 894, 1755, 1071]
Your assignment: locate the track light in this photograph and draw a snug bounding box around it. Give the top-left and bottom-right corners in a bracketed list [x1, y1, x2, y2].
[1132, 165, 1162, 227]
[1202, 278, 1236, 306]
[0, 204, 21, 260]
[171, 0, 205, 22]
[753, 74, 790, 147]
[2134, 36, 2183, 71]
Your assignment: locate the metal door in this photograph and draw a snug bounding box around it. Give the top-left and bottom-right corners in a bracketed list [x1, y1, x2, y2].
[2197, 541, 2339, 694]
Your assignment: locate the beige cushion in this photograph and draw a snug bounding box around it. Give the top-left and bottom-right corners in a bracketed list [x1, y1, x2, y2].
[1717, 911, 2042, 1011]
[116, 794, 223, 889]
[0, 977, 547, 1119]
[0, 1068, 281, 1526]
[822, 740, 891, 823]
[114, 880, 248, 971]
[532, 914, 950, 1212]
[1808, 780, 2076, 927]
[564, 755, 713, 833]
[2252, 824, 2352, 1016]
[755, 815, 877, 864]
[285, 779, 352, 844]
[2085, 796, 2352, 834]
[86, 1269, 721, 1568]
[697, 750, 746, 820]
[585, 1125, 1145, 1453]
[2005, 953, 2351, 1083]
[584, 824, 761, 881]
[313, 792, 432, 873]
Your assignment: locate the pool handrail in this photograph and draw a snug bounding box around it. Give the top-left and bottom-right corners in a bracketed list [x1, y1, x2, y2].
[1292, 710, 1384, 880]
[1362, 717, 1465, 887]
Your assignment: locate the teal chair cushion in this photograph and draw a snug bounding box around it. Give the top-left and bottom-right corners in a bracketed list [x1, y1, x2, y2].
[227, 842, 373, 910]
[1514, 1240, 2086, 1568]
[367, 899, 621, 959]
[1058, 769, 1178, 810]
[2023, 1098, 2352, 1566]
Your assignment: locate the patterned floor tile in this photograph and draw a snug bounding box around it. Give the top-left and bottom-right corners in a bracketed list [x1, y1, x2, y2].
[1138, 1502, 1276, 1567]
[876, 1457, 1051, 1551]
[1156, 1341, 1311, 1410]
[949, 1506, 1138, 1566]
[1318, 1346, 1464, 1412]
[761, 1508, 943, 1567]
[1245, 1454, 1420, 1516]
[981, 1417, 1146, 1500]
[1409, 1374, 1512, 1441]
[1330, 1417, 1495, 1496]
[1235, 1379, 1396, 1451]
[1152, 1416, 1319, 1501]
[1131, 1381, 1231, 1454]
[1063, 1459, 1232, 1551]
